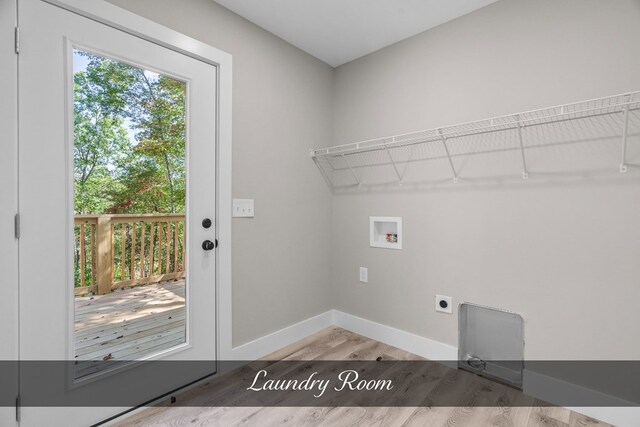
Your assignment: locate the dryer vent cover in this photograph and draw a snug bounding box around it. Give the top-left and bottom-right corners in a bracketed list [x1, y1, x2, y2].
[458, 303, 524, 389]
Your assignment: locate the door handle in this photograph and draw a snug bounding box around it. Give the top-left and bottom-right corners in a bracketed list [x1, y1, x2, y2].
[202, 240, 216, 251]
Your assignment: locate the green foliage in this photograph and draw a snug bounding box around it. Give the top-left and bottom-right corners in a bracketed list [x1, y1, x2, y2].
[73, 51, 187, 288]
[73, 50, 186, 215]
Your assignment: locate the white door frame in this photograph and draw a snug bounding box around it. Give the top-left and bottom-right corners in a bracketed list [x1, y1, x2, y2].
[26, 0, 234, 360]
[1, 0, 19, 425]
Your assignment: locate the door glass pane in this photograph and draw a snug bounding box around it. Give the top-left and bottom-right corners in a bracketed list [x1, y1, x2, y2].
[73, 49, 187, 378]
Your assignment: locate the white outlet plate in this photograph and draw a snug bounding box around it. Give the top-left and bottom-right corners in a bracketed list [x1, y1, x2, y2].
[435, 295, 452, 314]
[359, 267, 368, 283]
[233, 199, 254, 217]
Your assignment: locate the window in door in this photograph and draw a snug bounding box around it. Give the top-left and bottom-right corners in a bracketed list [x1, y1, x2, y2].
[72, 49, 187, 378]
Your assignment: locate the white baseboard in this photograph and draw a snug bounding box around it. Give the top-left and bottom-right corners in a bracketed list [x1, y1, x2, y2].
[331, 310, 637, 427]
[524, 369, 640, 427]
[331, 310, 458, 360]
[567, 408, 640, 427]
[111, 309, 638, 427]
[228, 310, 334, 361]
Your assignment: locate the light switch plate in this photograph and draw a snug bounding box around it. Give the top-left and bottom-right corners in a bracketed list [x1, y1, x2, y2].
[233, 199, 254, 217]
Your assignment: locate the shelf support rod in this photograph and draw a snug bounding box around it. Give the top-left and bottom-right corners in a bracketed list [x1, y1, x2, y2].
[341, 154, 361, 188]
[620, 105, 630, 173]
[384, 143, 403, 185]
[312, 156, 335, 189]
[439, 129, 458, 184]
[516, 115, 529, 180]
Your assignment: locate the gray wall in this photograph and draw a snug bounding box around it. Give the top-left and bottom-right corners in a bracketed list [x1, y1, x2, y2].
[331, 0, 640, 359]
[108, 0, 334, 346]
[109, 0, 640, 361]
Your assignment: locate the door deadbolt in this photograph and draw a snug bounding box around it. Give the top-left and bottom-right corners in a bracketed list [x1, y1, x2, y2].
[202, 218, 212, 229]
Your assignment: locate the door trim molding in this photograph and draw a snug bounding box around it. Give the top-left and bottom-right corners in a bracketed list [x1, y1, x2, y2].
[39, 0, 234, 361]
[1, 0, 19, 425]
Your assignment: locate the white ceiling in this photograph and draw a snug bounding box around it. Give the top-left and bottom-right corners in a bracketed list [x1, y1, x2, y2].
[212, 0, 497, 67]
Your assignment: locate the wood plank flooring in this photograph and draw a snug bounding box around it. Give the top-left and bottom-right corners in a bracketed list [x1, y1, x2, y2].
[112, 327, 613, 427]
[75, 280, 186, 364]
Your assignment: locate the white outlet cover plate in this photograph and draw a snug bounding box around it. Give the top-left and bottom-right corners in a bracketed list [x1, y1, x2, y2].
[359, 267, 368, 283]
[233, 199, 254, 217]
[435, 294, 453, 314]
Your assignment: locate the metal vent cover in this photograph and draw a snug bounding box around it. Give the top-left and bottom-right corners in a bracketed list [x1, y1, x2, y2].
[459, 303, 524, 389]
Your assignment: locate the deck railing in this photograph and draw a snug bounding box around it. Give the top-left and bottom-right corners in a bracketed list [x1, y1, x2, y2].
[74, 214, 186, 295]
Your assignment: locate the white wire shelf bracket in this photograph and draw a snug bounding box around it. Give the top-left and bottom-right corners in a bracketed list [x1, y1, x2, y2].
[310, 91, 640, 188]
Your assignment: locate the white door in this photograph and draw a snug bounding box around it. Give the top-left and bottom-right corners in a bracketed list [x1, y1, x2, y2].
[19, 0, 218, 425]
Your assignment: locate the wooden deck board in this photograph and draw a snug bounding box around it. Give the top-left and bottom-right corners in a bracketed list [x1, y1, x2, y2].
[74, 279, 186, 362]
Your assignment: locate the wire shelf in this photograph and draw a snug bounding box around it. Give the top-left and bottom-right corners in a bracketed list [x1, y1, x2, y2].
[311, 91, 640, 188]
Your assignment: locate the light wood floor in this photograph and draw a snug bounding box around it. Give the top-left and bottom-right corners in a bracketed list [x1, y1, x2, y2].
[113, 327, 613, 427]
[75, 280, 185, 365]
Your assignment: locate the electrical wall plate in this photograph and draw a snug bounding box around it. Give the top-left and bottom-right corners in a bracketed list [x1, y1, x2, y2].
[359, 267, 368, 283]
[233, 199, 254, 217]
[435, 295, 453, 314]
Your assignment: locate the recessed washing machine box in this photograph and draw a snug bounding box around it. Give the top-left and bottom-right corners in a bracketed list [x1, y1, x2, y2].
[369, 216, 402, 249]
[458, 303, 524, 389]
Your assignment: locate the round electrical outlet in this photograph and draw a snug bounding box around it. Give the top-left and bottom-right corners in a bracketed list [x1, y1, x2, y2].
[435, 295, 453, 314]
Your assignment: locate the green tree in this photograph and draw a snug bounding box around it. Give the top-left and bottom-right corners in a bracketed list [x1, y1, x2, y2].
[73, 64, 130, 214]
[126, 71, 186, 213]
[73, 51, 187, 288]
[74, 51, 186, 215]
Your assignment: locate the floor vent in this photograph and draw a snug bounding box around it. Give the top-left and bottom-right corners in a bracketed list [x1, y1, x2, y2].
[459, 303, 524, 389]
